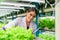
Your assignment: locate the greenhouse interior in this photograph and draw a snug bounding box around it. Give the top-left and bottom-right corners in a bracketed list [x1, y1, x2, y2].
[0, 0, 55, 40]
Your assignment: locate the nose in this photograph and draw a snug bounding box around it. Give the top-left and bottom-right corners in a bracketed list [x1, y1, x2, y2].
[30, 16, 33, 20]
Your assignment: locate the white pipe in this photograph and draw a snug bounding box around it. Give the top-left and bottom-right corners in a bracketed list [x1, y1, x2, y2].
[55, 2, 60, 40]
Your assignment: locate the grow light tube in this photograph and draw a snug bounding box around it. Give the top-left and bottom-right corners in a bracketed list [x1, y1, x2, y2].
[0, 9, 20, 12]
[12, 10, 19, 11]
[17, 0, 45, 3]
[0, 6, 24, 9]
[0, 2, 35, 7]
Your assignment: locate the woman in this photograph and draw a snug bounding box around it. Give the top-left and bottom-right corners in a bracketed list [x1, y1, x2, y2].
[2, 7, 38, 33]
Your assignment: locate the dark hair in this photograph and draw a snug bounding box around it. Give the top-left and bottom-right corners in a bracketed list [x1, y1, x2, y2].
[25, 7, 38, 15]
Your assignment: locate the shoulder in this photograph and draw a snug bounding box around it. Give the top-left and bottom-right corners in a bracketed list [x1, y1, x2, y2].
[15, 17, 22, 20]
[11, 17, 23, 24]
[14, 17, 23, 21]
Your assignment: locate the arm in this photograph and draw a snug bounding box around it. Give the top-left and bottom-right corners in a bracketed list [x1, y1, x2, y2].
[2, 17, 20, 30]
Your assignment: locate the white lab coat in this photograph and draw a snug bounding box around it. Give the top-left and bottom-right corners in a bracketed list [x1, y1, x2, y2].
[4, 17, 37, 33]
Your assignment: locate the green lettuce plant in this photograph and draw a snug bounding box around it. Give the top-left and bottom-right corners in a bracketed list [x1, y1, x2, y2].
[0, 27, 35, 40]
[39, 34, 55, 40]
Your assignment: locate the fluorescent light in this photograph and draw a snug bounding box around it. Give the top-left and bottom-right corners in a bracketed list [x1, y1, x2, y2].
[0, 6, 24, 9]
[17, 0, 45, 3]
[12, 10, 19, 11]
[0, 8, 19, 10]
[0, 2, 35, 7]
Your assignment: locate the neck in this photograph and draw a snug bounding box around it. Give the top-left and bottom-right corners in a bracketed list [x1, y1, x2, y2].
[26, 18, 30, 27]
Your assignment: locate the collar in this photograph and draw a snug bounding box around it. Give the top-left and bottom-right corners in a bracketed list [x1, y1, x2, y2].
[22, 17, 33, 28]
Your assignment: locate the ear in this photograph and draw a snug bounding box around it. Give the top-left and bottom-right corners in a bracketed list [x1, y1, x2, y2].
[26, 11, 28, 13]
[26, 11, 28, 16]
[26, 11, 29, 15]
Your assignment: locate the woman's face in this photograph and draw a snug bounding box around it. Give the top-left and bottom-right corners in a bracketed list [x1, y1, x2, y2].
[26, 11, 36, 22]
